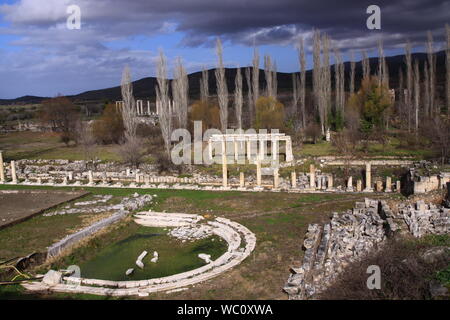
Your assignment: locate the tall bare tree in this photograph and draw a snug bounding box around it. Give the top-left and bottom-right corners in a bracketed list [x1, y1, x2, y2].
[292, 73, 300, 117]
[245, 67, 253, 127]
[272, 60, 278, 100]
[200, 67, 209, 102]
[155, 50, 172, 156]
[251, 47, 260, 125]
[446, 24, 450, 115]
[322, 33, 331, 133]
[172, 57, 188, 129]
[334, 47, 345, 116]
[215, 38, 228, 132]
[413, 60, 420, 134]
[313, 30, 324, 133]
[234, 67, 243, 129]
[264, 55, 276, 99]
[405, 41, 412, 131]
[362, 50, 370, 80]
[299, 37, 306, 129]
[349, 51, 355, 95]
[121, 65, 138, 141]
[426, 31, 436, 117]
[424, 60, 430, 118]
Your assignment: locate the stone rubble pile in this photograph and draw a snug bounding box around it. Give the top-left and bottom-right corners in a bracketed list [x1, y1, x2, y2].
[284, 198, 450, 300]
[284, 199, 394, 299]
[44, 194, 152, 217]
[74, 195, 113, 206]
[401, 200, 450, 237]
[168, 224, 213, 241]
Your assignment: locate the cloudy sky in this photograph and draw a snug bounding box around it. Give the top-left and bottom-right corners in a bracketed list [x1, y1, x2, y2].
[0, 0, 448, 99]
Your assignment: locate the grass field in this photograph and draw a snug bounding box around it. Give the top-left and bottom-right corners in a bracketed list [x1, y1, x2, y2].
[0, 184, 398, 299]
[0, 130, 435, 163]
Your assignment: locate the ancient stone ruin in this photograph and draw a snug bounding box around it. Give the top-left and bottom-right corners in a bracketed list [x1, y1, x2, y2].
[283, 198, 449, 300]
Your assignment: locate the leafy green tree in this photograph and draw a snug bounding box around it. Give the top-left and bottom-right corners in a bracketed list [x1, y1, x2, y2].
[254, 96, 285, 130]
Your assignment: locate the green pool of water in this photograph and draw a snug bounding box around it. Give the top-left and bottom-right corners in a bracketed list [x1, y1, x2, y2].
[78, 227, 227, 281]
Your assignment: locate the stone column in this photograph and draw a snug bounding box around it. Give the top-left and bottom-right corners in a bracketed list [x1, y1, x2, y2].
[0, 151, 5, 183]
[256, 158, 262, 188]
[246, 140, 252, 161]
[222, 139, 228, 188]
[88, 170, 94, 185]
[347, 176, 353, 191]
[136, 173, 140, 183]
[239, 172, 245, 188]
[317, 175, 322, 190]
[62, 176, 68, 185]
[327, 175, 333, 190]
[285, 138, 293, 162]
[234, 139, 238, 162]
[273, 167, 279, 190]
[364, 162, 373, 192]
[68, 171, 73, 181]
[385, 176, 392, 192]
[309, 164, 315, 189]
[291, 171, 297, 189]
[396, 180, 401, 193]
[208, 140, 213, 160]
[145, 175, 150, 186]
[11, 160, 17, 184]
[356, 180, 362, 192]
[272, 139, 278, 161]
[259, 139, 265, 161]
[147, 101, 151, 115]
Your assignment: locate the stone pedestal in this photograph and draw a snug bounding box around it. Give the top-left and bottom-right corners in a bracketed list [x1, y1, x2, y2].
[356, 179, 362, 192]
[273, 167, 279, 190]
[11, 160, 17, 184]
[222, 139, 228, 188]
[256, 159, 262, 188]
[88, 170, 94, 185]
[0, 151, 4, 183]
[309, 164, 315, 189]
[291, 171, 297, 189]
[385, 176, 392, 192]
[364, 162, 373, 192]
[347, 176, 353, 191]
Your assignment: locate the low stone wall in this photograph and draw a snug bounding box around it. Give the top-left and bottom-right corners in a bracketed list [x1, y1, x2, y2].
[23, 212, 256, 297]
[46, 194, 152, 259]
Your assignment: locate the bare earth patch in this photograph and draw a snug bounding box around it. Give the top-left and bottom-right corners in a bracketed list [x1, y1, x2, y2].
[0, 189, 88, 229]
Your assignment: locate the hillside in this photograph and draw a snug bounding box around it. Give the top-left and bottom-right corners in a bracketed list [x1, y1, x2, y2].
[0, 51, 446, 106]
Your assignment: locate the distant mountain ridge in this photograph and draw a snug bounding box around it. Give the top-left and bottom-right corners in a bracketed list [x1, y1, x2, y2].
[0, 50, 446, 106]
